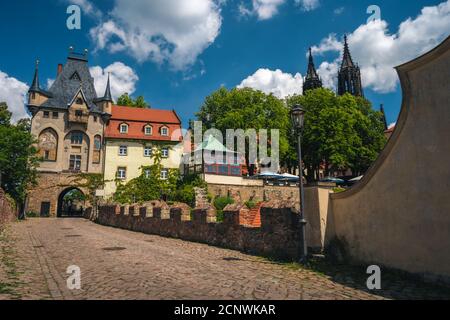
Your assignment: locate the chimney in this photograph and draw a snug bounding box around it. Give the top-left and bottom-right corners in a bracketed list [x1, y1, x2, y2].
[57, 64, 63, 76]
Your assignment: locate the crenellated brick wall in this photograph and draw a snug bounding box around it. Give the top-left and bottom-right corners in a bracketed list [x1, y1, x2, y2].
[0, 188, 16, 231]
[95, 200, 302, 261]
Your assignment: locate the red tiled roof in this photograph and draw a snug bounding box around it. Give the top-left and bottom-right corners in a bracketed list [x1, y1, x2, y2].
[110, 105, 181, 124]
[106, 105, 182, 142]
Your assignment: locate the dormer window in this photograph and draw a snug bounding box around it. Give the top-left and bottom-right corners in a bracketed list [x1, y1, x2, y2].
[161, 126, 169, 136]
[144, 125, 153, 136]
[120, 124, 129, 134]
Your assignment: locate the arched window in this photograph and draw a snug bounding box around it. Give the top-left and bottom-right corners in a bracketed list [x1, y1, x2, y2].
[93, 135, 102, 164]
[38, 128, 58, 161]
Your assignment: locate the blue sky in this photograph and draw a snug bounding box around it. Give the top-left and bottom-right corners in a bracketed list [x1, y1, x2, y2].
[0, 0, 449, 125]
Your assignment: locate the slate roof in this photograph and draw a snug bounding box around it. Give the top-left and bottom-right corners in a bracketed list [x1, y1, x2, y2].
[41, 54, 102, 113]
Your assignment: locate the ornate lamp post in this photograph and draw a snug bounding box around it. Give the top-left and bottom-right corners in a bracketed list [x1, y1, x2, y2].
[290, 105, 308, 263]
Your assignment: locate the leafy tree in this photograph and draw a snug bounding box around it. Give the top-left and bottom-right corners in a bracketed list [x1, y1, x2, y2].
[116, 93, 134, 107]
[196, 87, 290, 176]
[0, 103, 40, 204]
[117, 93, 151, 108]
[286, 88, 386, 181]
[113, 148, 178, 204]
[0, 102, 12, 126]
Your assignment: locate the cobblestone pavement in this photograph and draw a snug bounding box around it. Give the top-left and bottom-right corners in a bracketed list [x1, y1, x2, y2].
[1, 218, 449, 300]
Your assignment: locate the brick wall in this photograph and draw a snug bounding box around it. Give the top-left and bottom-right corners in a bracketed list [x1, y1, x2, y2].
[0, 188, 16, 231]
[96, 200, 301, 261]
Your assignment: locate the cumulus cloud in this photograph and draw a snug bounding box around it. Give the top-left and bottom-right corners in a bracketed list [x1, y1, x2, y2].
[238, 68, 303, 98]
[89, 62, 139, 101]
[295, 0, 320, 12]
[90, 0, 222, 70]
[311, 0, 450, 93]
[0, 71, 29, 122]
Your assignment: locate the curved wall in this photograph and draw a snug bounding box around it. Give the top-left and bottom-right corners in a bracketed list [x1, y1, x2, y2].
[329, 36, 450, 281]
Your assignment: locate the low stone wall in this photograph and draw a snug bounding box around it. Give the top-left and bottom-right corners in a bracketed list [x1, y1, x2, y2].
[0, 188, 16, 231]
[96, 200, 302, 261]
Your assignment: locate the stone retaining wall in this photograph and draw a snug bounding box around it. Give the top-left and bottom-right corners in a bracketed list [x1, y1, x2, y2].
[96, 200, 301, 261]
[0, 188, 16, 231]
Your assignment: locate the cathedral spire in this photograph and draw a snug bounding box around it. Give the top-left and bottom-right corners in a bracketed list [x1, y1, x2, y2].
[338, 36, 364, 97]
[303, 48, 322, 93]
[29, 59, 41, 93]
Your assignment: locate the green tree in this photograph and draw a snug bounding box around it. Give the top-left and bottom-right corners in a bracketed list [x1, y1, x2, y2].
[196, 87, 290, 176]
[116, 93, 134, 106]
[113, 148, 179, 204]
[116, 93, 151, 109]
[0, 103, 40, 204]
[286, 88, 386, 181]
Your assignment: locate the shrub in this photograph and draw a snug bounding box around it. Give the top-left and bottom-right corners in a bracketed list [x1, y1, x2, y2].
[26, 211, 39, 218]
[245, 200, 257, 209]
[213, 196, 234, 212]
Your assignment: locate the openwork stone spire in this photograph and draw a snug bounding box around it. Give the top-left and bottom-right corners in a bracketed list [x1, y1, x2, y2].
[303, 48, 322, 93]
[338, 35, 364, 97]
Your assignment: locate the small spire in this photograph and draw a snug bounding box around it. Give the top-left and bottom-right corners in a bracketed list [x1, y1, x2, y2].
[341, 34, 354, 68]
[103, 72, 113, 102]
[29, 59, 41, 93]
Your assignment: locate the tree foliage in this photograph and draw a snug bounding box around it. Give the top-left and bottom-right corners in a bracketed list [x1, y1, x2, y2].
[117, 93, 150, 108]
[286, 88, 386, 180]
[113, 148, 179, 204]
[195, 87, 290, 175]
[0, 103, 40, 203]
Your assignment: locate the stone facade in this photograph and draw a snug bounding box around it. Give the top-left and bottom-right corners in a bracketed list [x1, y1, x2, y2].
[0, 188, 16, 231]
[25, 50, 112, 217]
[96, 201, 302, 261]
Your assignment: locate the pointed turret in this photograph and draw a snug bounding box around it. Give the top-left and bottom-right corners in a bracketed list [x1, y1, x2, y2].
[29, 60, 41, 93]
[103, 73, 113, 102]
[303, 48, 323, 93]
[338, 35, 364, 97]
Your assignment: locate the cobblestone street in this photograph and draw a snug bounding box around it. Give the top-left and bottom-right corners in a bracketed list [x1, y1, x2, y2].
[1, 218, 449, 300]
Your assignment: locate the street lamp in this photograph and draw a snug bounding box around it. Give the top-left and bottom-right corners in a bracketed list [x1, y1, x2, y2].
[290, 104, 308, 263]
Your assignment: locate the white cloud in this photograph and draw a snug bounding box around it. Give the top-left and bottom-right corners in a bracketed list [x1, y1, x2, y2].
[317, 60, 339, 91]
[295, 0, 320, 12]
[90, 0, 222, 70]
[311, 0, 450, 93]
[0, 71, 29, 122]
[239, 0, 285, 20]
[238, 68, 303, 98]
[89, 62, 139, 101]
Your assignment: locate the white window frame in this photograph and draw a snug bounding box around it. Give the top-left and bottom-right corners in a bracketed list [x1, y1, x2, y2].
[119, 146, 128, 156]
[160, 169, 169, 180]
[144, 169, 151, 178]
[161, 126, 169, 136]
[120, 124, 129, 134]
[144, 146, 152, 157]
[117, 167, 127, 180]
[161, 147, 169, 158]
[144, 125, 152, 136]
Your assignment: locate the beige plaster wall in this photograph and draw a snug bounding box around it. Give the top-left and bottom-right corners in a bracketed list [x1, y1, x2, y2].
[329, 37, 450, 282]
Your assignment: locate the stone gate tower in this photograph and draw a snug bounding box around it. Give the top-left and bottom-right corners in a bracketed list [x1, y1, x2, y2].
[26, 49, 113, 217]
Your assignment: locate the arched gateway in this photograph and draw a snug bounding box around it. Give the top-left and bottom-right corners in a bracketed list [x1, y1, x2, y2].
[57, 187, 86, 218]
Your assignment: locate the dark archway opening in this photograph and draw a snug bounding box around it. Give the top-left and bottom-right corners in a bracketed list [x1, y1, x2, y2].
[57, 188, 86, 218]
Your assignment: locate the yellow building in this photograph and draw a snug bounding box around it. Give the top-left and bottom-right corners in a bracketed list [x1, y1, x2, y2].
[103, 106, 183, 198]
